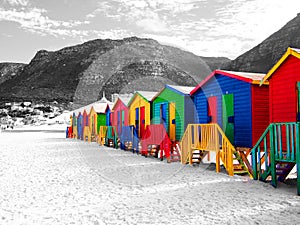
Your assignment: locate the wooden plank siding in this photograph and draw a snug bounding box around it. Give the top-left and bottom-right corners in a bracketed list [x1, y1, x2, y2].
[192, 73, 254, 148]
[77, 113, 83, 139]
[111, 99, 129, 136]
[152, 87, 187, 141]
[97, 114, 106, 133]
[89, 107, 97, 135]
[128, 94, 151, 138]
[269, 55, 300, 123]
[184, 95, 196, 132]
[251, 85, 269, 146]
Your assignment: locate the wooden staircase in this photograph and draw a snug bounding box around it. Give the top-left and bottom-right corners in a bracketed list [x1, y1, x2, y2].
[276, 162, 295, 182]
[232, 151, 249, 175]
[180, 124, 250, 176]
[169, 142, 182, 162]
[190, 150, 208, 164]
[251, 122, 300, 195]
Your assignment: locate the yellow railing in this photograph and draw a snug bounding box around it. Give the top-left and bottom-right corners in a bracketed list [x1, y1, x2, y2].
[180, 124, 235, 176]
[97, 126, 108, 145]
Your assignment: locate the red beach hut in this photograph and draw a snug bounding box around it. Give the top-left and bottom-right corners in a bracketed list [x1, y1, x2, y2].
[261, 47, 300, 122]
[252, 47, 300, 195]
[111, 94, 132, 136]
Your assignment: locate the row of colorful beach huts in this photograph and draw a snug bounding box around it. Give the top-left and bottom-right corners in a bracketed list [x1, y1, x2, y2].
[67, 47, 300, 195]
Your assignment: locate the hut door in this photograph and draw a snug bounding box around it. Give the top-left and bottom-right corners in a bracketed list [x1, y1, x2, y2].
[135, 108, 139, 136]
[160, 103, 167, 129]
[297, 82, 300, 121]
[110, 113, 113, 127]
[85, 114, 88, 126]
[222, 94, 234, 144]
[169, 102, 176, 141]
[92, 114, 95, 135]
[208, 96, 217, 123]
[117, 111, 121, 134]
[106, 110, 110, 126]
[121, 110, 125, 133]
[140, 106, 146, 138]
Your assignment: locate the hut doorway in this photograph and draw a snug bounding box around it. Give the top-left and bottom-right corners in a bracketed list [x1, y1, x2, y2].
[297, 82, 300, 121]
[160, 103, 167, 130]
[169, 102, 176, 141]
[140, 106, 146, 138]
[208, 96, 217, 123]
[117, 111, 121, 134]
[135, 107, 139, 136]
[222, 93, 234, 144]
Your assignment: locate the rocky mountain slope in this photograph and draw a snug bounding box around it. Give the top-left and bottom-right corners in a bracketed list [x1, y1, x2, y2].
[222, 13, 300, 73]
[0, 37, 229, 108]
[0, 63, 25, 85]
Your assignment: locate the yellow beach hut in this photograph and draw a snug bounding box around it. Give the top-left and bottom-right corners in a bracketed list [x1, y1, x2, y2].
[89, 102, 109, 142]
[128, 91, 157, 138]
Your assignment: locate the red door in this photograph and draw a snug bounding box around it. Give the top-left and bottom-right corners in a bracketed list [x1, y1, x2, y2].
[140, 106, 146, 138]
[207, 96, 217, 161]
[208, 96, 217, 123]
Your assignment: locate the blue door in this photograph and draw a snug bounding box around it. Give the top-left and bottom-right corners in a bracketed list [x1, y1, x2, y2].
[135, 107, 139, 136]
[160, 103, 167, 129]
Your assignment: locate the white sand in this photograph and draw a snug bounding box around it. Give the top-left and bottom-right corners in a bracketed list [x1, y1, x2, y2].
[0, 130, 299, 225]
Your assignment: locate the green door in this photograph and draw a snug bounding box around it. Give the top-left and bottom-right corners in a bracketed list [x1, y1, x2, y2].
[297, 82, 300, 121]
[222, 94, 234, 144]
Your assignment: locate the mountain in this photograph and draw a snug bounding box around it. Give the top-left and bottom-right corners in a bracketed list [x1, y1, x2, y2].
[222, 13, 300, 73]
[0, 37, 229, 109]
[0, 63, 25, 85]
[200, 56, 231, 71]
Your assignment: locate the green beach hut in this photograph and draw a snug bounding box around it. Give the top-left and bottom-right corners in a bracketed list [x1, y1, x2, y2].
[152, 84, 195, 142]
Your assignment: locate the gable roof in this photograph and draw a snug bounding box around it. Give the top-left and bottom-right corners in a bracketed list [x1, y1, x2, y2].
[137, 91, 157, 101]
[190, 70, 267, 95]
[112, 93, 133, 110]
[92, 103, 109, 114]
[152, 84, 195, 101]
[261, 47, 300, 84]
[127, 91, 157, 106]
[167, 85, 195, 95]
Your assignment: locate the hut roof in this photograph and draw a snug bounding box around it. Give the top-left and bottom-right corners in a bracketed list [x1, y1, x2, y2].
[92, 103, 109, 113]
[136, 91, 157, 101]
[190, 70, 266, 95]
[127, 91, 157, 107]
[166, 85, 195, 95]
[261, 47, 300, 84]
[112, 93, 133, 110]
[151, 84, 195, 101]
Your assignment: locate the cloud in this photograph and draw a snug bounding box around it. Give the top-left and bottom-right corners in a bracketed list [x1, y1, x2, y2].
[136, 18, 168, 33]
[86, 1, 113, 19]
[135, 9, 169, 33]
[3, 0, 29, 6]
[118, 0, 200, 13]
[2, 0, 300, 62]
[214, 0, 300, 46]
[0, 7, 90, 37]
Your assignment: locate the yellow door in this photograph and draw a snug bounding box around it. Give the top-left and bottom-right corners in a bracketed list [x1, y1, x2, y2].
[169, 102, 176, 141]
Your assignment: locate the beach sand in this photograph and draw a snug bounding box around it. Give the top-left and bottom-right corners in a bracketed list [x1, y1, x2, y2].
[0, 129, 299, 224]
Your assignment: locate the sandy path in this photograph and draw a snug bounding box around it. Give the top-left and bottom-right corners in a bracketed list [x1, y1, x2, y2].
[0, 131, 299, 224]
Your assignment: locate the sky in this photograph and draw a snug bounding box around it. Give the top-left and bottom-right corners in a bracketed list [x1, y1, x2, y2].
[0, 0, 299, 63]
